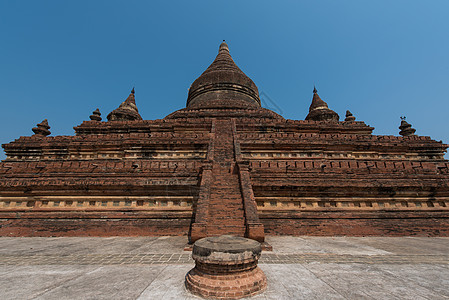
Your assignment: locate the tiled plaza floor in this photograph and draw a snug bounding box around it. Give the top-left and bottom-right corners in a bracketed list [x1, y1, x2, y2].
[0, 236, 448, 299]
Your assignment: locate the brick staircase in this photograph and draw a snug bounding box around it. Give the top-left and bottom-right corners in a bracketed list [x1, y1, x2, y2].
[206, 120, 246, 236]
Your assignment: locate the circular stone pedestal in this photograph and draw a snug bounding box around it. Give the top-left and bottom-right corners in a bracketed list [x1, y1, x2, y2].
[185, 235, 267, 299]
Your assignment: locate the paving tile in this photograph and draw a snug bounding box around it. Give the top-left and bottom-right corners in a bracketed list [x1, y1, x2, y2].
[266, 236, 392, 255]
[261, 264, 346, 300]
[304, 262, 446, 299]
[137, 265, 193, 299]
[0, 265, 99, 300]
[353, 237, 449, 256]
[33, 265, 166, 300]
[375, 264, 449, 298]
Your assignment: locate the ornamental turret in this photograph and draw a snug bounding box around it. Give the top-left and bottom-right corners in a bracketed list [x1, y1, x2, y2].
[305, 87, 339, 121]
[399, 116, 416, 136]
[32, 119, 51, 136]
[107, 88, 142, 121]
[89, 108, 102, 121]
[344, 110, 356, 122]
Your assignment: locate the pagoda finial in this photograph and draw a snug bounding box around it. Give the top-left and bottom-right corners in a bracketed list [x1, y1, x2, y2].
[89, 108, 102, 121]
[344, 110, 356, 122]
[131, 87, 135, 94]
[219, 40, 229, 52]
[305, 87, 339, 122]
[32, 119, 51, 136]
[107, 89, 142, 121]
[399, 116, 416, 136]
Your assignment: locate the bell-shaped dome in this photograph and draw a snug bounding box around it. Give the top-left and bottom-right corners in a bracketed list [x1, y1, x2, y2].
[186, 41, 261, 109]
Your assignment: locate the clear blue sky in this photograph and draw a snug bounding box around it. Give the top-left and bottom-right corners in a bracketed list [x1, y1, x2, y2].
[1, 1, 449, 160]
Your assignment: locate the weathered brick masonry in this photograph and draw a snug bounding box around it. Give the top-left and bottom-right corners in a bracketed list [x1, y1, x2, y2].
[1, 41, 448, 240]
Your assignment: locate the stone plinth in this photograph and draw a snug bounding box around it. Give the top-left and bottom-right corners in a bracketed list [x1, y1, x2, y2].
[185, 235, 267, 299]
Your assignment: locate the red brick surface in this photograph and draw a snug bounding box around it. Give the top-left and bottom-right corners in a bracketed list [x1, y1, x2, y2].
[186, 235, 267, 299]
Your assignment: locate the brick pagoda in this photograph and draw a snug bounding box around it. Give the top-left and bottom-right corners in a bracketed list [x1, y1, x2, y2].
[1, 41, 449, 240]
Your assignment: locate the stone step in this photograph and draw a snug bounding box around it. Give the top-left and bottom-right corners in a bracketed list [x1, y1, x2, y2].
[206, 225, 246, 236]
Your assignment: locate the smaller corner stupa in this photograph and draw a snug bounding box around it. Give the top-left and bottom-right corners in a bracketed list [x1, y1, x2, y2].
[32, 119, 51, 136]
[89, 108, 102, 121]
[344, 110, 356, 122]
[399, 116, 416, 136]
[305, 87, 339, 121]
[107, 88, 143, 121]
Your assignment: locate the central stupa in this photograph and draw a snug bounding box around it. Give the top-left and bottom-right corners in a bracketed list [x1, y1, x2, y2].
[186, 41, 261, 109]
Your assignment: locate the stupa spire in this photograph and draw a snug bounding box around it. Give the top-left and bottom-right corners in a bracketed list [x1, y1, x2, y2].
[305, 87, 339, 121]
[219, 40, 229, 52]
[107, 88, 143, 121]
[344, 110, 356, 122]
[32, 119, 51, 136]
[399, 116, 416, 136]
[89, 108, 102, 121]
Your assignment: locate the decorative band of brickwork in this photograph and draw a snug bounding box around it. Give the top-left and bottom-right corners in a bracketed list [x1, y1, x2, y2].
[185, 235, 267, 299]
[185, 266, 267, 299]
[187, 83, 261, 108]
